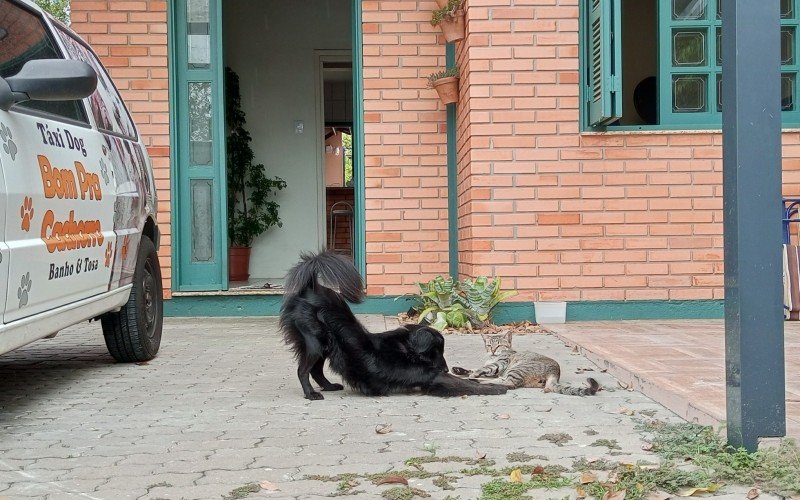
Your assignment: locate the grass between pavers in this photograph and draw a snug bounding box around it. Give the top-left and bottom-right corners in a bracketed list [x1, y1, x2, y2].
[300, 421, 800, 500]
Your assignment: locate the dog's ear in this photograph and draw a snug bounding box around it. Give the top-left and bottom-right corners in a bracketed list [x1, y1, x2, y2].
[409, 327, 441, 354]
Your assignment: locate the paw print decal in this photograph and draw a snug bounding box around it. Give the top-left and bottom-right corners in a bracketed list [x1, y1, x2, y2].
[121, 235, 130, 261]
[99, 159, 110, 185]
[0, 122, 18, 161]
[104, 242, 113, 268]
[19, 196, 34, 232]
[17, 272, 32, 308]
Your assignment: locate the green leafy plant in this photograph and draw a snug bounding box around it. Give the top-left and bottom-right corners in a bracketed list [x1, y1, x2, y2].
[35, 0, 70, 24]
[430, 0, 464, 26]
[406, 275, 517, 330]
[460, 277, 517, 324]
[414, 276, 471, 331]
[225, 67, 287, 247]
[426, 66, 459, 88]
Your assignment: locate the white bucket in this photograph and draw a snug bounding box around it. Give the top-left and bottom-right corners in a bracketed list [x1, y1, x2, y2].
[534, 301, 567, 324]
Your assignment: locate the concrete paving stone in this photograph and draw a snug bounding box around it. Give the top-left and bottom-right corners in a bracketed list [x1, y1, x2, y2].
[3, 478, 108, 498]
[1, 317, 766, 499]
[74, 489, 147, 500]
[251, 454, 346, 470]
[97, 472, 203, 492]
[142, 483, 246, 500]
[55, 465, 161, 481]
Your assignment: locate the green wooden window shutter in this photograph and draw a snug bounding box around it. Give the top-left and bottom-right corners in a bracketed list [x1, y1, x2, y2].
[586, 0, 622, 127]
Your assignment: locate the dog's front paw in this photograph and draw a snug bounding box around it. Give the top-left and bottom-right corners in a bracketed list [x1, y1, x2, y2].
[451, 366, 470, 376]
[305, 391, 325, 400]
[322, 383, 344, 391]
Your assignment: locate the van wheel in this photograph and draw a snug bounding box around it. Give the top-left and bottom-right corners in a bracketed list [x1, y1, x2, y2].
[101, 236, 163, 362]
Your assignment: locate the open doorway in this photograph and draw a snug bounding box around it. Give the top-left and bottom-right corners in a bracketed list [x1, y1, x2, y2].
[221, 0, 354, 291]
[321, 59, 355, 261]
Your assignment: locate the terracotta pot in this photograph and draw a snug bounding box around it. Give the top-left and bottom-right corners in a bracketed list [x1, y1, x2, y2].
[432, 76, 459, 105]
[228, 245, 251, 282]
[438, 10, 465, 43]
[434, 0, 449, 8]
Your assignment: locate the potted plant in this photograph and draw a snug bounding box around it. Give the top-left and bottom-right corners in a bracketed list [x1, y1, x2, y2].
[427, 66, 460, 105]
[431, 0, 466, 43]
[225, 67, 287, 281]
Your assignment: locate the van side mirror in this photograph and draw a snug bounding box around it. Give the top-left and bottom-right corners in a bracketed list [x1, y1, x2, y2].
[0, 59, 97, 111]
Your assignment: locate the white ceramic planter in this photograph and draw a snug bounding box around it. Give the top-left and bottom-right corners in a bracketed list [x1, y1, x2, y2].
[534, 301, 567, 324]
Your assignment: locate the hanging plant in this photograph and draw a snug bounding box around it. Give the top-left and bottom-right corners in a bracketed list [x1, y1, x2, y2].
[427, 66, 460, 105]
[431, 0, 466, 43]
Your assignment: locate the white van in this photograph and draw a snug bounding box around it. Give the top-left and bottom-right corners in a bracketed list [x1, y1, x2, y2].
[0, 0, 163, 362]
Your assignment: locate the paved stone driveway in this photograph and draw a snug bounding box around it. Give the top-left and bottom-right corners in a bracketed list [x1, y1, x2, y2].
[0, 317, 695, 499]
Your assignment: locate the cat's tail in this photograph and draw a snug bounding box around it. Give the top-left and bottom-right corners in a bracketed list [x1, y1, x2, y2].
[544, 376, 600, 396]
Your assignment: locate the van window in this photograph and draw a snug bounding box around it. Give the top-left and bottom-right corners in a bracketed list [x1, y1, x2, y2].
[0, 0, 88, 123]
[55, 27, 138, 140]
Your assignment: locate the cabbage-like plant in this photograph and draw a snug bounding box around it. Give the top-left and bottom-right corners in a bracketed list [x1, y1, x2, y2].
[405, 275, 517, 331]
[412, 276, 472, 330]
[461, 277, 518, 326]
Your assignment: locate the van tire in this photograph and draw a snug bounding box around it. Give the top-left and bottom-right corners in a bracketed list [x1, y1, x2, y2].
[101, 236, 163, 362]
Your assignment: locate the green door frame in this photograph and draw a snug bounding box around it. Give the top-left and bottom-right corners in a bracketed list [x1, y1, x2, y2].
[169, 0, 228, 291]
[169, 0, 365, 291]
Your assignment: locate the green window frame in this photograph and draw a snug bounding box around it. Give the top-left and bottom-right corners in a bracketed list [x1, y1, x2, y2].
[584, 0, 622, 127]
[582, 0, 800, 130]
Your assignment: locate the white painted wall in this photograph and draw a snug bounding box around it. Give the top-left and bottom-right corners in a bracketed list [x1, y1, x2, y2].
[223, 0, 352, 279]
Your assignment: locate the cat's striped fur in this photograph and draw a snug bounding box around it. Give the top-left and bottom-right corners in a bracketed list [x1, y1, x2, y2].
[451, 332, 599, 396]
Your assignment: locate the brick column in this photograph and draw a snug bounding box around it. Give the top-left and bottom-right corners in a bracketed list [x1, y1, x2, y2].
[70, 0, 172, 297]
[362, 0, 451, 295]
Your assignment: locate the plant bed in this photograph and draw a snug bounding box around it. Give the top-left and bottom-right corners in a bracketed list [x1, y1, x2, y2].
[397, 314, 551, 335]
[398, 275, 549, 334]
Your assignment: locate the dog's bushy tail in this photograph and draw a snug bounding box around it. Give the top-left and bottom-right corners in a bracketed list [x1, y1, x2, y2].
[284, 250, 365, 303]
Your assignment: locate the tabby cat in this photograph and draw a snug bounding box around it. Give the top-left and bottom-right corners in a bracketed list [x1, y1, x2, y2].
[450, 332, 599, 396]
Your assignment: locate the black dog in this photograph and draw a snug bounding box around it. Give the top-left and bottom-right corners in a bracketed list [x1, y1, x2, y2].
[280, 251, 508, 400]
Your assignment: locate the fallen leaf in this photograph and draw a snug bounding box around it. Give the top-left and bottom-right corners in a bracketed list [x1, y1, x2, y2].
[644, 492, 670, 500]
[532, 465, 545, 475]
[676, 485, 721, 496]
[375, 475, 408, 486]
[509, 469, 523, 483]
[618, 407, 636, 416]
[375, 424, 393, 434]
[617, 381, 635, 391]
[641, 442, 654, 451]
[259, 481, 280, 491]
[603, 490, 626, 500]
[747, 488, 761, 499]
[580, 471, 597, 484]
[474, 450, 487, 460]
[576, 486, 587, 499]
[496, 413, 511, 420]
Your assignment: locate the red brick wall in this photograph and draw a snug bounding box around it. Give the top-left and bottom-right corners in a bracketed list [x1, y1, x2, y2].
[70, 0, 172, 297]
[70, 0, 800, 302]
[454, 0, 800, 302]
[361, 0, 452, 296]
